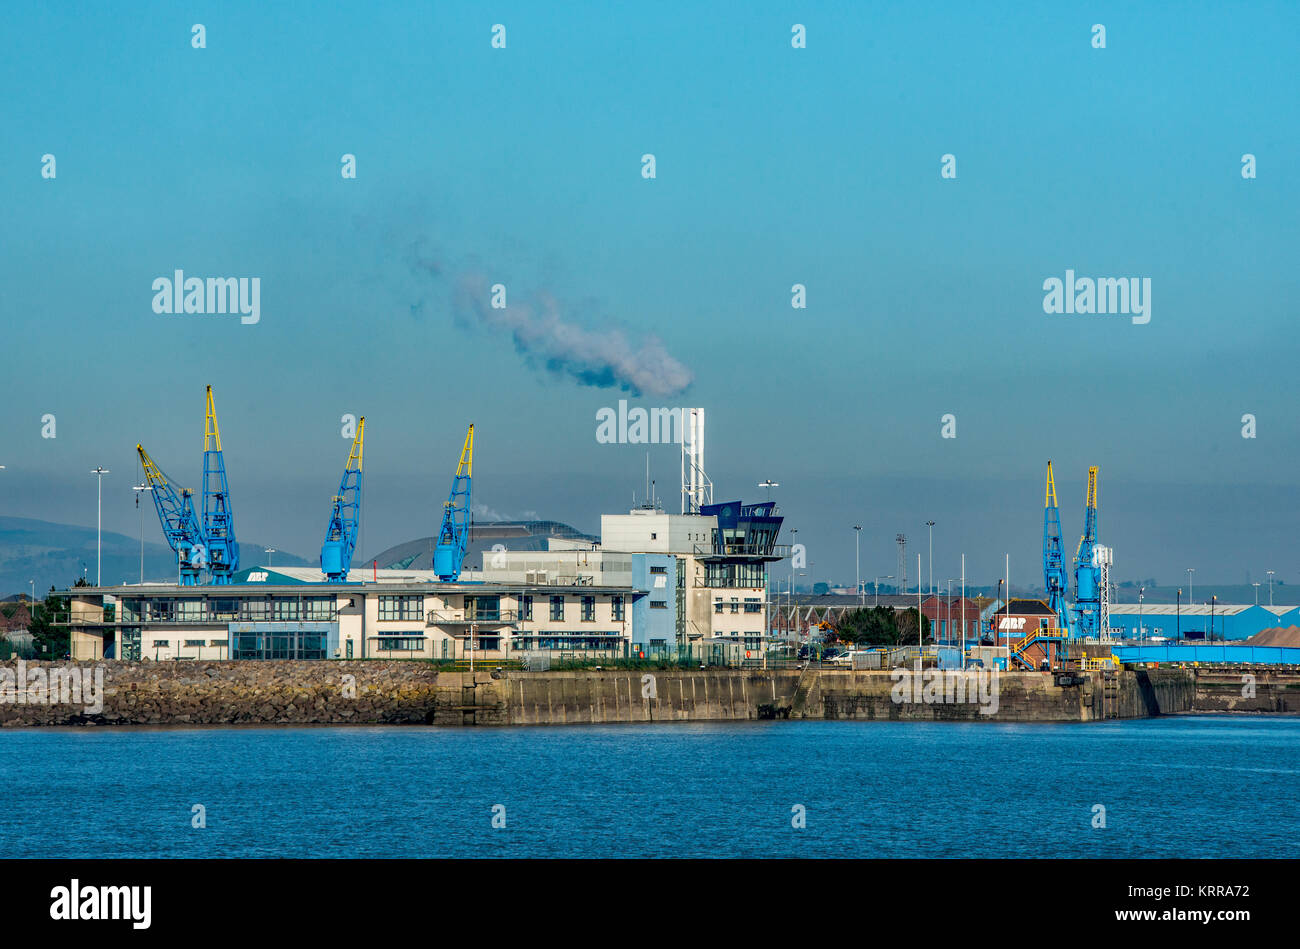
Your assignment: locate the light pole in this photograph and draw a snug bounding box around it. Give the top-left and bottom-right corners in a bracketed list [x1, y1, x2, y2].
[789, 528, 797, 597]
[875, 576, 892, 608]
[946, 579, 958, 644]
[1187, 568, 1195, 604]
[265, 546, 277, 567]
[925, 520, 936, 596]
[1138, 586, 1144, 643]
[133, 483, 153, 584]
[1176, 588, 1181, 640]
[90, 467, 110, 586]
[853, 525, 862, 606]
[29, 580, 35, 616]
[759, 479, 779, 501]
[1253, 582, 1261, 606]
[1267, 570, 1275, 606]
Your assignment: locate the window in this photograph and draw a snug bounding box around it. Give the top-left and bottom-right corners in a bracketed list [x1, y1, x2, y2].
[378, 595, 422, 621]
[176, 600, 205, 622]
[466, 595, 500, 621]
[208, 639, 226, 647]
[147, 599, 175, 622]
[730, 598, 739, 614]
[744, 597, 762, 613]
[581, 596, 595, 622]
[304, 597, 334, 620]
[240, 599, 269, 622]
[153, 640, 170, 648]
[714, 598, 723, 614]
[611, 595, 624, 621]
[650, 565, 667, 575]
[549, 596, 564, 622]
[650, 600, 667, 610]
[521, 595, 533, 621]
[272, 598, 300, 621]
[232, 631, 328, 660]
[209, 599, 238, 621]
[184, 639, 205, 647]
[376, 635, 425, 651]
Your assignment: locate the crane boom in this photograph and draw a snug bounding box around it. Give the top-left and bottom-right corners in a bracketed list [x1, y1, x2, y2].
[433, 424, 474, 581]
[321, 417, 365, 582]
[1042, 461, 1074, 636]
[201, 385, 239, 584]
[1073, 465, 1101, 638]
[138, 443, 205, 585]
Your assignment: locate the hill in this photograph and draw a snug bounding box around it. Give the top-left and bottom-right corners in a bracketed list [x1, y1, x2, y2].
[0, 515, 310, 595]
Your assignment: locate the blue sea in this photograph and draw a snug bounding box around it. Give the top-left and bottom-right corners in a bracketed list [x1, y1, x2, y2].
[2, 716, 1296, 858]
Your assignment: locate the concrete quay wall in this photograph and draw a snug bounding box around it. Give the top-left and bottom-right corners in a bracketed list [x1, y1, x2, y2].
[0, 660, 1220, 727]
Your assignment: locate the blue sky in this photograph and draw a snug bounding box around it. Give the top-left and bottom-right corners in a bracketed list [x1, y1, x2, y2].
[2, 1, 1298, 591]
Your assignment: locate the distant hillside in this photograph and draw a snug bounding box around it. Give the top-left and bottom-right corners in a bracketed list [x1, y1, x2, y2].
[0, 516, 310, 595]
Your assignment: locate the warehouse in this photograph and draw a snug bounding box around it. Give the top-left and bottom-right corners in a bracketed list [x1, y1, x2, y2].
[1106, 603, 1299, 641]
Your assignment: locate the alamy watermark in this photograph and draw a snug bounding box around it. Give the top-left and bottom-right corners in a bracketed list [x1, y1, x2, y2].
[0, 660, 104, 713]
[152, 270, 260, 325]
[890, 667, 1001, 716]
[596, 400, 689, 444]
[1042, 270, 1150, 325]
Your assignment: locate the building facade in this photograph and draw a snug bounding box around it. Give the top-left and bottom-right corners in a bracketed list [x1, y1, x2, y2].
[64, 567, 639, 661]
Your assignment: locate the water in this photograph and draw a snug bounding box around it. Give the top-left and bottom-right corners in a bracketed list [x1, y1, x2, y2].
[2, 716, 1297, 858]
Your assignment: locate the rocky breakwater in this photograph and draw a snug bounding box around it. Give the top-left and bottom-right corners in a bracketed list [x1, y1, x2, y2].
[0, 659, 448, 726]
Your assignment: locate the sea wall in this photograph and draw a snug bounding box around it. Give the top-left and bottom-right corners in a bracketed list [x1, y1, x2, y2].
[0, 660, 1164, 726]
[4, 659, 1292, 727]
[1192, 667, 1299, 714]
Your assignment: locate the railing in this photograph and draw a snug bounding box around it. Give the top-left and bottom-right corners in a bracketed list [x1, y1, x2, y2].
[692, 543, 792, 560]
[426, 609, 519, 625]
[1081, 656, 1118, 671]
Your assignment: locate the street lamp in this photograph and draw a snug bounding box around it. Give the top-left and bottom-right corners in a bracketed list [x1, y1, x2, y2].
[925, 520, 936, 596]
[1176, 588, 1181, 640]
[875, 576, 892, 608]
[133, 483, 153, 584]
[265, 546, 277, 567]
[853, 525, 862, 606]
[1138, 586, 1145, 643]
[90, 467, 110, 586]
[758, 479, 779, 501]
[1186, 568, 1195, 604]
[1253, 582, 1261, 606]
[1267, 570, 1275, 607]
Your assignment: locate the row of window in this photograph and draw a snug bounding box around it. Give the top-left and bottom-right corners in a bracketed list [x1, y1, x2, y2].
[518, 595, 624, 622]
[714, 597, 763, 614]
[120, 597, 335, 623]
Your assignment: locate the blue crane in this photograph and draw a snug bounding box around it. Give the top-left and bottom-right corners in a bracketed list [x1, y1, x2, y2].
[1073, 465, 1101, 638]
[201, 385, 239, 584]
[1042, 461, 1075, 636]
[137, 444, 206, 585]
[433, 424, 474, 581]
[321, 417, 365, 582]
